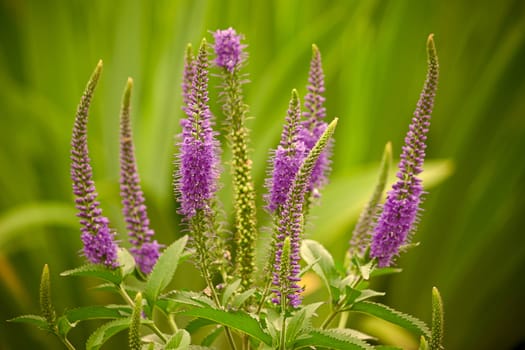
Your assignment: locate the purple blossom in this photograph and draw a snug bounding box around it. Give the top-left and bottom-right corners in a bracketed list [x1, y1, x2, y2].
[300, 44, 331, 196]
[176, 40, 220, 218]
[371, 35, 439, 267]
[120, 78, 161, 274]
[71, 61, 119, 268]
[212, 27, 246, 72]
[271, 119, 338, 308]
[266, 89, 306, 213]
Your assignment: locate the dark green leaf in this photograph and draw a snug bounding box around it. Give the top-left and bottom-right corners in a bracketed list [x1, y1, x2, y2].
[294, 328, 373, 349]
[65, 305, 131, 323]
[201, 326, 222, 347]
[86, 318, 131, 350]
[144, 236, 188, 315]
[61, 264, 122, 284]
[185, 318, 215, 334]
[351, 301, 431, 338]
[8, 315, 51, 332]
[181, 307, 272, 345]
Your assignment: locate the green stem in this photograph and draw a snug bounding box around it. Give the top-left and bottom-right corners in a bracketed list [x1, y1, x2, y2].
[60, 336, 76, 350]
[255, 277, 272, 315]
[168, 314, 178, 332]
[280, 297, 287, 350]
[338, 311, 349, 329]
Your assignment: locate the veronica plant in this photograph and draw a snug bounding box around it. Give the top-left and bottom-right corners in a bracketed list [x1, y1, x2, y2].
[11, 31, 444, 350]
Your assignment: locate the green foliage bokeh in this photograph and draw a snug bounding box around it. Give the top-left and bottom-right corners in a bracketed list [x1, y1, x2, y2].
[0, 0, 524, 349]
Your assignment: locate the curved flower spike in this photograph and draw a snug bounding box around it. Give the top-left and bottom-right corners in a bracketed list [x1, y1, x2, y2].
[371, 34, 439, 267]
[70, 60, 119, 268]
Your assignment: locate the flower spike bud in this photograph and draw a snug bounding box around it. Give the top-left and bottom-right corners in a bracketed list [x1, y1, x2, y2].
[129, 292, 143, 350]
[213, 27, 257, 290]
[371, 35, 439, 267]
[265, 89, 306, 213]
[120, 78, 161, 274]
[348, 142, 392, 258]
[71, 60, 119, 268]
[176, 39, 220, 218]
[182, 43, 195, 113]
[300, 44, 332, 199]
[430, 286, 444, 350]
[39, 264, 56, 326]
[272, 118, 338, 308]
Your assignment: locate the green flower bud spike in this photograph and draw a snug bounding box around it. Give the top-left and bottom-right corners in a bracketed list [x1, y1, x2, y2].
[129, 292, 143, 350]
[348, 141, 392, 260]
[430, 286, 444, 350]
[39, 264, 56, 326]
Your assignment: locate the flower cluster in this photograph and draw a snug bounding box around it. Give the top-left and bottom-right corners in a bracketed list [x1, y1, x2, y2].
[213, 27, 246, 72]
[370, 35, 439, 266]
[176, 40, 220, 218]
[120, 78, 161, 274]
[70, 61, 119, 268]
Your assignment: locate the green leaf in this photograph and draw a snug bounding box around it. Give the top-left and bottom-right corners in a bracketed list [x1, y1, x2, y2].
[156, 291, 214, 315]
[369, 267, 402, 277]
[86, 318, 131, 350]
[430, 287, 444, 350]
[201, 326, 222, 347]
[221, 279, 241, 305]
[354, 289, 385, 303]
[181, 307, 272, 345]
[65, 305, 131, 323]
[230, 288, 256, 309]
[300, 239, 339, 301]
[144, 235, 188, 315]
[165, 329, 191, 349]
[61, 264, 122, 284]
[57, 315, 73, 337]
[8, 315, 51, 332]
[118, 248, 136, 278]
[351, 301, 431, 339]
[293, 328, 373, 349]
[285, 308, 306, 347]
[185, 317, 216, 334]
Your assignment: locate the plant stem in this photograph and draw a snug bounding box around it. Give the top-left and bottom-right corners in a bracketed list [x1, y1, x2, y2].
[338, 311, 349, 329]
[60, 336, 76, 350]
[280, 297, 287, 350]
[168, 314, 178, 332]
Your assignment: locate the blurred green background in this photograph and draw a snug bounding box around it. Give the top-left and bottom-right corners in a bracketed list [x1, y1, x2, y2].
[1, 0, 524, 349]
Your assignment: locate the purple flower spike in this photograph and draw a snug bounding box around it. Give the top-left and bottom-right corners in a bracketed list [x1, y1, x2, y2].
[300, 44, 332, 196]
[266, 89, 306, 213]
[371, 35, 439, 267]
[176, 39, 220, 218]
[271, 119, 338, 309]
[120, 78, 161, 274]
[71, 60, 119, 268]
[213, 27, 246, 72]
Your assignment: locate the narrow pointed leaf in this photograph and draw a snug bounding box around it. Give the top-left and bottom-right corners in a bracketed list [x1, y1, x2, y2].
[294, 328, 373, 349]
[181, 307, 272, 345]
[144, 235, 188, 315]
[65, 305, 131, 323]
[86, 318, 132, 350]
[351, 301, 430, 339]
[61, 264, 122, 284]
[8, 315, 51, 332]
